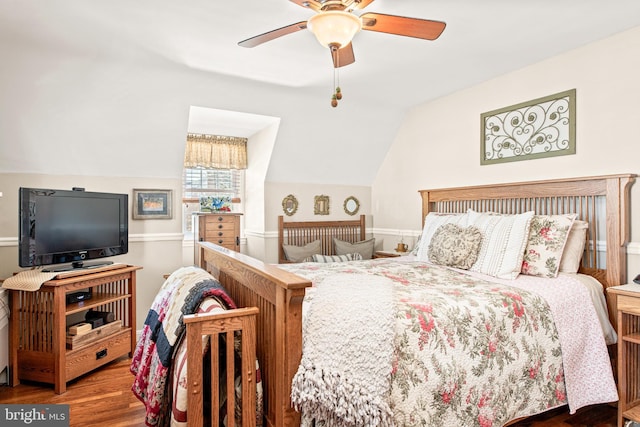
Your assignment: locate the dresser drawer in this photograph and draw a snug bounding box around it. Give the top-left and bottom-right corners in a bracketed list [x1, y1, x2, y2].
[208, 237, 237, 246]
[204, 215, 236, 224]
[204, 221, 236, 233]
[204, 228, 236, 240]
[65, 329, 131, 381]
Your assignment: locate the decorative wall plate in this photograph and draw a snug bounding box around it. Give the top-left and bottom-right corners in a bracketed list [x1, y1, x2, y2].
[343, 196, 360, 216]
[282, 194, 298, 216]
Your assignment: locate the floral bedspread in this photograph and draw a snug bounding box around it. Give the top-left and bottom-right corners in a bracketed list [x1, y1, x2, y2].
[280, 259, 617, 427]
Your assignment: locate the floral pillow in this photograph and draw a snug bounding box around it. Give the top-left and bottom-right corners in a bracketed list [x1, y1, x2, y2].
[521, 214, 576, 278]
[428, 224, 483, 269]
[416, 212, 469, 262]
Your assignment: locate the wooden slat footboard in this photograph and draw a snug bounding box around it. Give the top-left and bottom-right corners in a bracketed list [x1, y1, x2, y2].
[198, 243, 311, 427]
[185, 307, 259, 427]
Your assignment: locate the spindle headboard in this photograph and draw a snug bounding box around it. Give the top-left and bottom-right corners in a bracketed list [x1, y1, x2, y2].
[419, 174, 635, 292]
[277, 215, 366, 264]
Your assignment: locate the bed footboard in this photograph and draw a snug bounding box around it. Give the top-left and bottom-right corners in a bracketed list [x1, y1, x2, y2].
[198, 243, 311, 427]
[185, 306, 259, 427]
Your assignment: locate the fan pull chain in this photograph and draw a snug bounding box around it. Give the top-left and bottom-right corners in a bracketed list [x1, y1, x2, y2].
[331, 45, 343, 108]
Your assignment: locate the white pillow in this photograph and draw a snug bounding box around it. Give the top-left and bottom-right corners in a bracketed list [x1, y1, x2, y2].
[416, 212, 469, 262]
[559, 220, 589, 273]
[467, 210, 534, 280]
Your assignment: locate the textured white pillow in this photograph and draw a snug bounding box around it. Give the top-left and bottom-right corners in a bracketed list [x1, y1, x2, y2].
[467, 210, 534, 279]
[282, 240, 321, 262]
[559, 220, 589, 273]
[416, 212, 469, 262]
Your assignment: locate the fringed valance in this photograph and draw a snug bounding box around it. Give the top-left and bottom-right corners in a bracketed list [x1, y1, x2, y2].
[185, 134, 247, 169]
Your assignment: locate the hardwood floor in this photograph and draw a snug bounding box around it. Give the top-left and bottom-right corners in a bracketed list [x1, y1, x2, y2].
[0, 357, 145, 427]
[0, 356, 618, 426]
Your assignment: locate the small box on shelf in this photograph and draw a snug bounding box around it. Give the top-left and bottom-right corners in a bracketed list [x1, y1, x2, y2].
[68, 322, 92, 336]
[66, 320, 122, 350]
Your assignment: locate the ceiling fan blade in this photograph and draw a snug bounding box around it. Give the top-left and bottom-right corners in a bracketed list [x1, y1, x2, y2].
[361, 12, 446, 40]
[289, 0, 374, 11]
[331, 43, 355, 68]
[238, 21, 308, 48]
[289, 0, 322, 12]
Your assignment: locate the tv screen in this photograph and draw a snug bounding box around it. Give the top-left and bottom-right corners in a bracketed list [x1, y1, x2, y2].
[19, 188, 128, 271]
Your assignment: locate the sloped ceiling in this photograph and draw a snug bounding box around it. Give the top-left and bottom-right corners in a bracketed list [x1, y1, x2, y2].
[1, 0, 640, 185]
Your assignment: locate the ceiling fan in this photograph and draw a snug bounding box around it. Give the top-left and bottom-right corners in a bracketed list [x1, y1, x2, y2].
[239, 0, 446, 106]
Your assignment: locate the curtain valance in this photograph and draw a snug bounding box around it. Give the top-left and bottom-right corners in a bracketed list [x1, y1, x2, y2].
[184, 134, 247, 169]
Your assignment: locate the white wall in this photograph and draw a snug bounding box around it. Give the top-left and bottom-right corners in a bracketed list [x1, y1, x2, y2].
[372, 26, 640, 280]
[260, 182, 372, 263]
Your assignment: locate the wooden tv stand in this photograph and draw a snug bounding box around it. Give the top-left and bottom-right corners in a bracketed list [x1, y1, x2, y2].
[8, 264, 141, 393]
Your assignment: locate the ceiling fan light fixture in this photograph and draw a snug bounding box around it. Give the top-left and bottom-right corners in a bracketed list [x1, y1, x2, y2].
[307, 11, 362, 48]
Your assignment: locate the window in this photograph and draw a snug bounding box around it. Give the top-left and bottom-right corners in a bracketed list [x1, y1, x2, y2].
[182, 167, 244, 236]
[182, 133, 247, 237]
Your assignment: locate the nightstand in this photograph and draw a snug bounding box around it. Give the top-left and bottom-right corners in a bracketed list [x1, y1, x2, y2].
[607, 283, 640, 427]
[373, 251, 404, 259]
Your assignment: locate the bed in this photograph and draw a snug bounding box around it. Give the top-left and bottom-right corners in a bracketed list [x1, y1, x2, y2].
[196, 173, 636, 427]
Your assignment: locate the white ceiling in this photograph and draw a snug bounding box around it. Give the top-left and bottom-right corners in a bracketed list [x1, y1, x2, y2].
[5, 0, 640, 111]
[2, 0, 640, 183]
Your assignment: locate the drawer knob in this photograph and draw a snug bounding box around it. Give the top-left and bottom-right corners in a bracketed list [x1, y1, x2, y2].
[218, 239, 223, 244]
[96, 348, 108, 360]
[218, 232, 223, 236]
[218, 224, 223, 229]
[217, 216, 223, 221]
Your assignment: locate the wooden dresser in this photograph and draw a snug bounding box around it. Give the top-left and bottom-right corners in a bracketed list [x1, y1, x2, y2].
[194, 213, 242, 252]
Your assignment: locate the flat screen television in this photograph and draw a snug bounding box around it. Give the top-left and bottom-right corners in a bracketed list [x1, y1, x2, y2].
[18, 187, 128, 272]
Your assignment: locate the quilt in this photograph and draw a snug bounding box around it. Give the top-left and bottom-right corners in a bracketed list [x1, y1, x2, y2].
[130, 266, 236, 426]
[282, 259, 617, 427]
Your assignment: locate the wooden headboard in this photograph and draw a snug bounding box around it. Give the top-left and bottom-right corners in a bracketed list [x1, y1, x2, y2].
[277, 215, 366, 263]
[419, 174, 636, 305]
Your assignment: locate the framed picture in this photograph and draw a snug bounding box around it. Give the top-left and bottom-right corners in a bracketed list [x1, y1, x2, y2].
[314, 195, 330, 215]
[481, 89, 576, 165]
[132, 189, 173, 219]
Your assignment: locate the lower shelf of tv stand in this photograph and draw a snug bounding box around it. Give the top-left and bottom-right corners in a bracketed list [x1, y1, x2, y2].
[17, 328, 132, 387]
